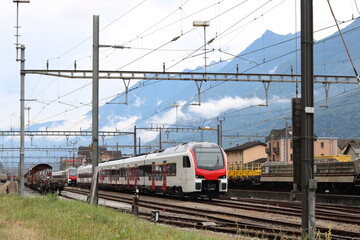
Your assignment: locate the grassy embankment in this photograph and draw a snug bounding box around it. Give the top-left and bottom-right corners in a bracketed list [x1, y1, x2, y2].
[0, 194, 243, 240]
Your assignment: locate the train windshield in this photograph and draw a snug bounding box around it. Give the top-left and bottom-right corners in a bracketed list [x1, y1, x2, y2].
[69, 169, 77, 177]
[194, 147, 224, 170]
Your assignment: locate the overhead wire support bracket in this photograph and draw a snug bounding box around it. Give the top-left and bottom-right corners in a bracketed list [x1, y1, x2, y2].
[261, 80, 271, 107]
[106, 79, 131, 105]
[192, 80, 204, 106]
[319, 82, 331, 108]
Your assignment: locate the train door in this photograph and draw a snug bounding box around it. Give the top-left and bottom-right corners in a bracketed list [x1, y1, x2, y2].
[99, 169, 105, 186]
[162, 161, 167, 192]
[109, 169, 114, 187]
[126, 166, 130, 189]
[151, 162, 156, 191]
[134, 165, 138, 190]
[180, 155, 192, 192]
[182, 155, 191, 180]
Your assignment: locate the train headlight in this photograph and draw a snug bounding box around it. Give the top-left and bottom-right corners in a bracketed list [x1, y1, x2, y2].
[196, 175, 205, 179]
[221, 183, 227, 190]
[218, 175, 227, 179]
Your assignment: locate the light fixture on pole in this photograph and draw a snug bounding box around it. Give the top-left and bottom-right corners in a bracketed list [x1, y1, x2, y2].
[13, 0, 30, 60]
[193, 21, 210, 72]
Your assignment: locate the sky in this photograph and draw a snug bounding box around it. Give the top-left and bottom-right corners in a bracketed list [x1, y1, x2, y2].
[0, 0, 358, 141]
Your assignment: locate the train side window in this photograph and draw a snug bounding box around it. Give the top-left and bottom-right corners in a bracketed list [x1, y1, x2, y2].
[183, 156, 191, 168]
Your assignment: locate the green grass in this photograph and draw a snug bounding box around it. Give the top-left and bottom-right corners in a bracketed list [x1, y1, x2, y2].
[0, 194, 239, 240]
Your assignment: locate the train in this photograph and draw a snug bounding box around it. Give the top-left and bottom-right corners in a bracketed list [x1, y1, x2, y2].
[0, 173, 8, 183]
[228, 158, 360, 194]
[24, 164, 65, 194]
[52, 168, 78, 186]
[78, 142, 228, 200]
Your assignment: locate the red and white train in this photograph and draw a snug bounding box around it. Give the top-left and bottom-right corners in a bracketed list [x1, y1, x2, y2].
[78, 142, 228, 199]
[52, 168, 78, 186]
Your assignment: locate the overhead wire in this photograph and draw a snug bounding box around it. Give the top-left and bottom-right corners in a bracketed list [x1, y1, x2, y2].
[327, 0, 360, 85]
[355, 0, 360, 15]
[47, 0, 147, 62]
[122, 0, 225, 45]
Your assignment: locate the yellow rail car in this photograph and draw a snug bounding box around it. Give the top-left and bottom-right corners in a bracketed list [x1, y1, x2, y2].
[315, 155, 351, 162]
[228, 163, 262, 181]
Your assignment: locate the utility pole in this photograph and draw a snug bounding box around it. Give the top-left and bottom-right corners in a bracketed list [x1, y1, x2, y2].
[159, 127, 162, 150]
[89, 15, 99, 205]
[217, 118, 224, 147]
[138, 137, 141, 154]
[14, 0, 30, 197]
[285, 122, 289, 163]
[270, 134, 274, 161]
[134, 126, 137, 155]
[18, 45, 25, 196]
[25, 107, 31, 129]
[301, 0, 316, 238]
[70, 141, 77, 168]
[329, 128, 333, 155]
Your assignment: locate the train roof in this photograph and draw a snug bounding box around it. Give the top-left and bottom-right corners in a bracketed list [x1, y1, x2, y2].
[27, 163, 52, 175]
[77, 142, 220, 171]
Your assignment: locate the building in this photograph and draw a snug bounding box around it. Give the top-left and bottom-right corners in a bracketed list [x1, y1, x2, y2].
[266, 128, 338, 163]
[78, 146, 122, 164]
[224, 141, 267, 166]
[60, 158, 81, 170]
[343, 142, 360, 161]
[337, 139, 357, 155]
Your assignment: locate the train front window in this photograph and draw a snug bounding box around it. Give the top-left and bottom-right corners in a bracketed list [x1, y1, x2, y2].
[194, 147, 224, 170]
[69, 169, 77, 177]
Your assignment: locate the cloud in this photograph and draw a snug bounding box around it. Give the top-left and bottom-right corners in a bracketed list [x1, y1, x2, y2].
[269, 66, 278, 74]
[133, 95, 145, 107]
[156, 99, 162, 106]
[36, 115, 92, 142]
[188, 96, 265, 118]
[137, 130, 159, 143]
[147, 101, 187, 127]
[101, 115, 140, 132]
[39, 115, 92, 132]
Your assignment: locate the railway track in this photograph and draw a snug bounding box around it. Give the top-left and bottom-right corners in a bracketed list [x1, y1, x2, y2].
[62, 187, 360, 240]
[202, 197, 360, 225]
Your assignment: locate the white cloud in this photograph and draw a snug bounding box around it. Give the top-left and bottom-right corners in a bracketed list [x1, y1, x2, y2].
[101, 115, 140, 132]
[133, 95, 145, 107]
[188, 96, 265, 118]
[148, 107, 182, 126]
[137, 130, 159, 143]
[36, 115, 92, 142]
[39, 115, 92, 132]
[156, 99, 162, 106]
[147, 101, 187, 127]
[269, 66, 278, 74]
